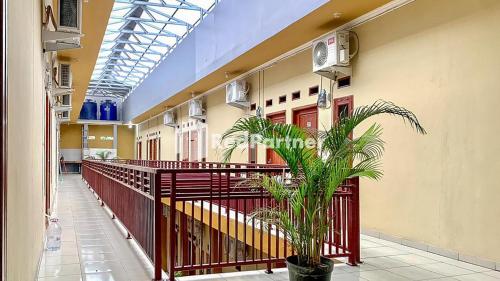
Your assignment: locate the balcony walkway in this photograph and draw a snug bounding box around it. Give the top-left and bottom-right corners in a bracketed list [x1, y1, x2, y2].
[36, 174, 500, 281]
[37, 175, 154, 281]
[178, 239, 500, 281]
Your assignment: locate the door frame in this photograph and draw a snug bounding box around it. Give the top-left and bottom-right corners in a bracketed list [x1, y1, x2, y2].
[332, 95, 354, 124]
[292, 104, 318, 128]
[1, 0, 7, 277]
[176, 121, 207, 162]
[265, 111, 286, 165]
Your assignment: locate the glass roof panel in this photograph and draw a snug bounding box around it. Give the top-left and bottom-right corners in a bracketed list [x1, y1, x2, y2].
[87, 0, 219, 99]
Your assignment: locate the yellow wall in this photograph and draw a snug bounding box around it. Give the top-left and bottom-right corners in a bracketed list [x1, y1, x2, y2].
[7, 0, 47, 279]
[60, 124, 82, 149]
[117, 125, 135, 159]
[350, 0, 500, 263]
[88, 125, 113, 149]
[59, 124, 135, 158]
[137, 0, 500, 264]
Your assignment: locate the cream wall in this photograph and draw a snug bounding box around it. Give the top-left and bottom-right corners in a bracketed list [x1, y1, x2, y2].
[349, 0, 500, 263]
[7, 0, 47, 279]
[137, 52, 328, 163]
[136, 0, 500, 264]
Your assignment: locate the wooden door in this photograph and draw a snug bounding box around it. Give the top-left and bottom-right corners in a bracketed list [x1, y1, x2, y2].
[293, 105, 318, 133]
[148, 140, 153, 160]
[182, 132, 189, 161]
[266, 111, 286, 165]
[137, 141, 142, 160]
[157, 137, 161, 160]
[190, 131, 198, 162]
[152, 139, 157, 160]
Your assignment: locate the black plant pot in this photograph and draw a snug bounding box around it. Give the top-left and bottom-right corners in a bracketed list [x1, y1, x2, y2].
[286, 256, 334, 281]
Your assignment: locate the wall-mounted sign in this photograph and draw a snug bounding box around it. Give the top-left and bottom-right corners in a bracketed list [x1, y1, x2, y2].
[88, 136, 96, 140]
[100, 136, 114, 141]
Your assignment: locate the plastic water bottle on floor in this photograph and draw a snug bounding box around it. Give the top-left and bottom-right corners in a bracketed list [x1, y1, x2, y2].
[46, 218, 62, 251]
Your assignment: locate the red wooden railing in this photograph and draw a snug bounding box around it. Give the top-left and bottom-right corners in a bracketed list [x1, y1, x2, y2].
[82, 160, 361, 281]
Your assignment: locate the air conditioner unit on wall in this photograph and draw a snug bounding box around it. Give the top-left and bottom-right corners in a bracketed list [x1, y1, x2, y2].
[53, 93, 72, 112]
[58, 63, 72, 88]
[56, 109, 71, 122]
[188, 99, 206, 120]
[163, 111, 176, 127]
[58, 0, 83, 34]
[312, 30, 351, 80]
[226, 80, 250, 109]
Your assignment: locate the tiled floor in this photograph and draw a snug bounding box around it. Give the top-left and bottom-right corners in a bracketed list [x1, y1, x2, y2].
[179, 238, 500, 281]
[37, 175, 154, 281]
[38, 175, 500, 281]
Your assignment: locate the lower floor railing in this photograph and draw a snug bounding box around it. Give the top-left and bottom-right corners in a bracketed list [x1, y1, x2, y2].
[82, 160, 360, 281]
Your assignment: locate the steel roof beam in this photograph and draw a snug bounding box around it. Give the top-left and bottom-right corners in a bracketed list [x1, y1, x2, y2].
[110, 16, 190, 27]
[114, 0, 205, 12]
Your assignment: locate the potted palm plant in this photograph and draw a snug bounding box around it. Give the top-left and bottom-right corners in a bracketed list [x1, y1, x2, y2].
[220, 100, 426, 281]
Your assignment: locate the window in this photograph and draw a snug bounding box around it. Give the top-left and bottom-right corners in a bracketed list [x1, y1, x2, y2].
[266, 99, 273, 107]
[292, 91, 301, 100]
[250, 103, 256, 111]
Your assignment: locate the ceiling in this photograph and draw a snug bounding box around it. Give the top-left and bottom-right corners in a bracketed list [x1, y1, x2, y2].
[87, 0, 219, 99]
[130, 0, 392, 123]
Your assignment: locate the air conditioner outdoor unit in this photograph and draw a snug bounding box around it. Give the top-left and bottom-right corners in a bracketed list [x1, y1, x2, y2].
[53, 93, 72, 111]
[163, 111, 176, 127]
[56, 109, 71, 122]
[188, 99, 205, 120]
[226, 80, 250, 109]
[58, 0, 83, 34]
[312, 30, 351, 80]
[58, 63, 72, 88]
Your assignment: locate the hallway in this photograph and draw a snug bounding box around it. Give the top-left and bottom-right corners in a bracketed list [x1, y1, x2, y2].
[37, 175, 154, 281]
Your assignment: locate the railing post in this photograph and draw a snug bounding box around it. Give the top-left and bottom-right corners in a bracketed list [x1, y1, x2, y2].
[153, 171, 163, 281]
[347, 177, 360, 265]
[352, 177, 361, 264]
[168, 172, 177, 281]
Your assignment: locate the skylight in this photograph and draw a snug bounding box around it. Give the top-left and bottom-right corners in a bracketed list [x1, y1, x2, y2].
[87, 0, 219, 99]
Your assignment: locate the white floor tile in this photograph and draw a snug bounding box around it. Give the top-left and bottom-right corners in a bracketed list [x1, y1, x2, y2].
[388, 266, 443, 280]
[417, 262, 474, 276]
[454, 273, 500, 281]
[359, 269, 409, 281]
[38, 264, 82, 277]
